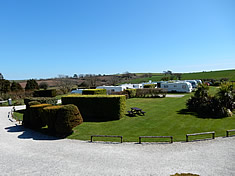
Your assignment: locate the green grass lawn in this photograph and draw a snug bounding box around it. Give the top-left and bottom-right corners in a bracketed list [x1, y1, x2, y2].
[13, 112, 23, 121]
[68, 94, 235, 142]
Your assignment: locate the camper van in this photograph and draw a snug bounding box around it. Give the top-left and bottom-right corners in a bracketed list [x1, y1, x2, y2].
[160, 81, 192, 93]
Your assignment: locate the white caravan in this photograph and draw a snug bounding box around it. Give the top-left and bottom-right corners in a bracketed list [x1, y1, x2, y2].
[96, 86, 123, 94]
[71, 89, 85, 94]
[184, 80, 198, 88]
[160, 81, 192, 93]
[97, 84, 143, 94]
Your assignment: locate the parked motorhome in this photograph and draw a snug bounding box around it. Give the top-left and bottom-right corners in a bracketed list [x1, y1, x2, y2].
[160, 81, 192, 93]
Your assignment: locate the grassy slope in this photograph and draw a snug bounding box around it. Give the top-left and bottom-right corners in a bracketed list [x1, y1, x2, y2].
[68, 92, 235, 142]
[181, 69, 235, 81]
[129, 69, 235, 83]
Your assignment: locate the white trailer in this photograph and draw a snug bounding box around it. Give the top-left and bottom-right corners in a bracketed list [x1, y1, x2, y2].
[96, 86, 124, 94]
[160, 81, 192, 93]
[71, 89, 85, 94]
[184, 80, 198, 88]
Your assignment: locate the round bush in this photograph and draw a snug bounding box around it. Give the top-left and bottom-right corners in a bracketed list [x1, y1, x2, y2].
[55, 104, 83, 135]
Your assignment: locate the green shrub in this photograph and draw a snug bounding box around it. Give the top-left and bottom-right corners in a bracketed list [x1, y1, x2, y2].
[28, 104, 52, 129]
[82, 89, 107, 95]
[24, 104, 83, 136]
[186, 83, 234, 118]
[33, 89, 57, 97]
[42, 105, 63, 131]
[136, 88, 167, 98]
[55, 104, 83, 135]
[24, 97, 58, 108]
[62, 95, 126, 121]
[23, 101, 41, 127]
[143, 84, 156, 88]
[125, 89, 136, 98]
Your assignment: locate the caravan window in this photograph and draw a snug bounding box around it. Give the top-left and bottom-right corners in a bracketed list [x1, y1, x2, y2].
[182, 85, 186, 89]
[164, 85, 168, 88]
[174, 85, 177, 87]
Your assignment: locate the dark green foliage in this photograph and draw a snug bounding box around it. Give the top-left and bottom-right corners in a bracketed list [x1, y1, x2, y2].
[0, 73, 3, 80]
[0, 79, 11, 94]
[55, 104, 83, 135]
[25, 79, 39, 91]
[216, 83, 234, 110]
[43, 105, 63, 132]
[33, 89, 57, 97]
[24, 104, 83, 136]
[10, 81, 23, 92]
[143, 84, 156, 88]
[23, 101, 41, 127]
[39, 82, 49, 90]
[186, 83, 234, 118]
[27, 104, 52, 129]
[82, 89, 107, 95]
[24, 97, 58, 109]
[62, 95, 126, 121]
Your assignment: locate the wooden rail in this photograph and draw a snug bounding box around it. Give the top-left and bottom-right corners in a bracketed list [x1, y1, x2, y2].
[139, 136, 173, 144]
[226, 129, 235, 137]
[186, 131, 215, 142]
[90, 135, 123, 143]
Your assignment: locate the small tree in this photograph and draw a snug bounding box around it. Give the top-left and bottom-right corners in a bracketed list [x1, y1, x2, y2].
[0, 79, 11, 94]
[39, 82, 49, 90]
[216, 82, 234, 110]
[0, 73, 3, 80]
[73, 74, 78, 78]
[11, 81, 23, 92]
[25, 79, 39, 91]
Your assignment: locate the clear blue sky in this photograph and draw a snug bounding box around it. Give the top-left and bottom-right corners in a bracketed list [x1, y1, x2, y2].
[1, 0, 235, 80]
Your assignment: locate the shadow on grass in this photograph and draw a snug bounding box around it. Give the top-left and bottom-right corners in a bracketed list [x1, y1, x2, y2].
[5, 124, 60, 141]
[177, 109, 227, 119]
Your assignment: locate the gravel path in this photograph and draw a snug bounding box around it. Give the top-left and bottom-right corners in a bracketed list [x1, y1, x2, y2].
[1, 106, 235, 176]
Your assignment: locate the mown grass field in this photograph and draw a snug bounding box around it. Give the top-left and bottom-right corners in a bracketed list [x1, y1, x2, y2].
[68, 90, 235, 142]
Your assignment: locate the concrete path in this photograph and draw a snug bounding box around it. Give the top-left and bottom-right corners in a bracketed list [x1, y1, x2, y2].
[0, 106, 235, 176]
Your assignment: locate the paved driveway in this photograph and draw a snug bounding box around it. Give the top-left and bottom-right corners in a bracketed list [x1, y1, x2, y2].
[0, 106, 235, 176]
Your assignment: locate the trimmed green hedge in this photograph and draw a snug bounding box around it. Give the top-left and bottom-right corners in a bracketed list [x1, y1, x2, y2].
[136, 88, 167, 98]
[82, 89, 107, 95]
[125, 89, 136, 98]
[143, 84, 156, 88]
[33, 89, 57, 97]
[43, 104, 83, 135]
[24, 97, 58, 108]
[62, 95, 126, 121]
[25, 104, 52, 129]
[125, 88, 166, 98]
[23, 103, 83, 136]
